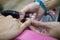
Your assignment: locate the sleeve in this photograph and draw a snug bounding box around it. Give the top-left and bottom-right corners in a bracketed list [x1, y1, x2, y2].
[36, 0, 46, 11]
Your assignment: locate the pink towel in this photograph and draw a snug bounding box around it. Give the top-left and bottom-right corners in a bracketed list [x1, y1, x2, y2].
[14, 30, 57, 40]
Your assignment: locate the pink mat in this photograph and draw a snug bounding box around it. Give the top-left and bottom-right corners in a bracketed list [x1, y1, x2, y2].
[14, 30, 57, 40]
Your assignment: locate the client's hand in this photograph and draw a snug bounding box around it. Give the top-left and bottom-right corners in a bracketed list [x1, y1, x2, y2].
[31, 20, 60, 39]
[20, 2, 44, 21]
[0, 15, 32, 40]
[0, 15, 22, 40]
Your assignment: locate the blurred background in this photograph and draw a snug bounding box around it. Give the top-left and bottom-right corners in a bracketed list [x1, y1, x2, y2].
[0, 0, 34, 11]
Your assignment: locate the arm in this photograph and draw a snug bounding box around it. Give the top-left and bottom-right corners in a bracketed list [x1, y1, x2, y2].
[31, 20, 60, 39]
[21, 0, 60, 12]
[20, 2, 44, 20]
[20, 0, 60, 20]
[20, 2, 40, 13]
[43, 0, 60, 10]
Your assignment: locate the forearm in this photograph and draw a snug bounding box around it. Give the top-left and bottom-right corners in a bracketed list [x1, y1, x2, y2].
[31, 20, 60, 38]
[43, 0, 60, 10]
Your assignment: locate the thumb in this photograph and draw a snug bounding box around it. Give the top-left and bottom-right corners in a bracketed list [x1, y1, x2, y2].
[19, 12, 25, 21]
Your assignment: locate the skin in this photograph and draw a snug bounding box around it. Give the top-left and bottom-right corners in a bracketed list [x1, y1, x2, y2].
[20, 2, 45, 21]
[0, 15, 32, 40]
[43, 0, 60, 10]
[20, 0, 60, 39]
[0, 0, 60, 39]
[31, 20, 60, 39]
[0, 15, 60, 39]
[20, 0, 60, 20]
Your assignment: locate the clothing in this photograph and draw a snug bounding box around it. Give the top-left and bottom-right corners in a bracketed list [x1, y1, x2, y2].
[40, 14, 55, 22]
[36, 0, 46, 11]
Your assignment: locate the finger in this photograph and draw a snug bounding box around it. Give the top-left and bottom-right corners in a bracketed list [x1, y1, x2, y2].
[26, 18, 30, 20]
[30, 21, 50, 35]
[31, 20, 51, 33]
[19, 19, 33, 33]
[19, 12, 25, 20]
[35, 8, 45, 21]
[31, 20, 60, 38]
[30, 25, 48, 35]
[30, 26, 41, 33]
[29, 13, 36, 19]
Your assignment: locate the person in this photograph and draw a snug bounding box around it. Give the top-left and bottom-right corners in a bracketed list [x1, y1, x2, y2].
[20, 0, 60, 20]
[0, 15, 60, 40]
[0, 0, 60, 39]
[20, 0, 60, 39]
[31, 20, 60, 39]
[0, 15, 33, 40]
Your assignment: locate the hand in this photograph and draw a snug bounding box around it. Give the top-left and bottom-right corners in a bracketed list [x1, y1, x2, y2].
[20, 2, 45, 21]
[31, 20, 60, 39]
[0, 15, 33, 39]
[0, 15, 21, 39]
